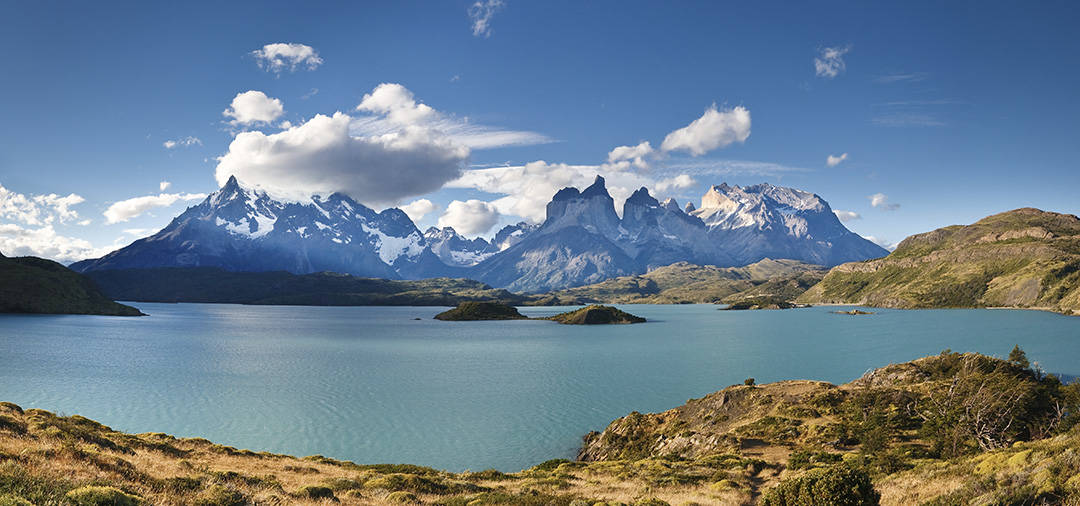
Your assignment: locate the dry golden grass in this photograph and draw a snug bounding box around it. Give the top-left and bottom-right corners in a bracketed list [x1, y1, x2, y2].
[0, 402, 767, 505]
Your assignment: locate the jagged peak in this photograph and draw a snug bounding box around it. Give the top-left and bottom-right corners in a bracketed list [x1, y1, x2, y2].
[684, 201, 696, 213]
[661, 198, 681, 212]
[580, 175, 611, 199]
[626, 187, 658, 207]
[551, 187, 581, 201]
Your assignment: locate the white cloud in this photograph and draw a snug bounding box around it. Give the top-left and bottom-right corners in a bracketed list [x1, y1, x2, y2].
[661, 158, 810, 176]
[449, 161, 704, 223]
[350, 83, 550, 149]
[159, 181, 171, 191]
[401, 199, 438, 222]
[468, 0, 505, 38]
[653, 174, 696, 195]
[868, 193, 900, 211]
[122, 228, 157, 238]
[826, 152, 848, 167]
[660, 105, 751, 156]
[251, 43, 323, 74]
[163, 136, 202, 149]
[104, 192, 207, 224]
[437, 199, 500, 237]
[863, 235, 897, 251]
[0, 184, 85, 226]
[215, 111, 469, 206]
[873, 72, 928, 84]
[223, 90, 284, 126]
[357, 83, 437, 126]
[872, 113, 945, 127]
[0, 223, 111, 264]
[604, 141, 654, 171]
[833, 210, 861, 222]
[815, 45, 850, 79]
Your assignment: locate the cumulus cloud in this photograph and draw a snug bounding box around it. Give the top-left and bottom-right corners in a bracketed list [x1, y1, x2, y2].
[357, 83, 437, 126]
[833, 210, 861, 222]
[604, 141, 654, 171]
[401, 199, 438, 222]
[215, 111, 468, 206]
[660, 105, 751, 156]
[350, 83, 550, 149]
[223, 91, 284, 126]
[437, 199, 500, 236]
[815, 45, 850, 79]
[826, 152, 848, 167]
[163, 136, 202, 149]
[653, 174, 696, 194]
[252, 43, 323, 74]
[449, 161, 703, 223]
[0, 184, 85, 226]
[0, 223, 112, 264]
[868, 193, 900, 211]
[468, 0, 504, 37]
[104, 192, 207, 224]
[159, 181, 171, 191]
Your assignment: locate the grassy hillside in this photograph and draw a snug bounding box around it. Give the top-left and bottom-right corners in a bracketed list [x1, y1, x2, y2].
[2, 349, 1076, 505]
[799, 208, 1080, 314]
[0, 253, 142, 316]
[434, 302, 528, 320]
[547, 305, 646, 324]
[87, 267, 532, 307]
[545, 259, 826, 305]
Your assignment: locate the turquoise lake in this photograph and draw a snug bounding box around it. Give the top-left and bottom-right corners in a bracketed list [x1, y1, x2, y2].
[0, 303, 1077, 471]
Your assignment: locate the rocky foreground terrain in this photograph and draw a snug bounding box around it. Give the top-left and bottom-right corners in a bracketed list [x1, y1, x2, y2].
[1, 349, 1077, 505]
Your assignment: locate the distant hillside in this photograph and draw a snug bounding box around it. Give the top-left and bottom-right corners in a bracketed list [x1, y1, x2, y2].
[86, 267, 530, 306]
[545, 259, 826, 304]
[0, 253, 142, 316]
[799, 208, 1080, 314]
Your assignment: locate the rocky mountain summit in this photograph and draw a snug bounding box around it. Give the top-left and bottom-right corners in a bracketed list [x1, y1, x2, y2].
[471, 176, 885, 291]
[71, 176, 521, 280]
[72, 174, 885, 293]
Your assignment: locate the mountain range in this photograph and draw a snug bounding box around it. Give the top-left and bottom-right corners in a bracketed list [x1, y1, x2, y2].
[72, 175, 887, 292]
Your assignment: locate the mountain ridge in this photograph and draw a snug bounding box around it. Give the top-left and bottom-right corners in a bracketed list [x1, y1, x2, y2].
[798, 207, 1080, 314]
[71, 174, 887, 292]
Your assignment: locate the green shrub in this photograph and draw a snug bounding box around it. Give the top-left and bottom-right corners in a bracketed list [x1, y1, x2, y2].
[64, 486, 142, 506]
[532, 459, 572, 472]
[761, 464, 879, 506]
[295, 485, 336, 500]
[193, 485, 248, 506]
[787, 450, 843, 470]
[386, 491, 420, 503]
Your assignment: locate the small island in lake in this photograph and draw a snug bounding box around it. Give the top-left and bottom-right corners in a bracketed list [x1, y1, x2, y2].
[434, 302, 646, 324]
[547, 304, 646, 324]
[434, 301, 528, 320]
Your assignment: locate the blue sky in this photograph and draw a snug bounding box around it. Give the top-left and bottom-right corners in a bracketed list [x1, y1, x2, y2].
[1, 0, 1078, 262]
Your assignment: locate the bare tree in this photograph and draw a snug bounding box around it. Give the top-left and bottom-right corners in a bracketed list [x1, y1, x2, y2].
[914, 355, 1031, 455]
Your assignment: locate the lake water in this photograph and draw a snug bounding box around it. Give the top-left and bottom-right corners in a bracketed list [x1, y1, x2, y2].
[1, 303, 1077, 471]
